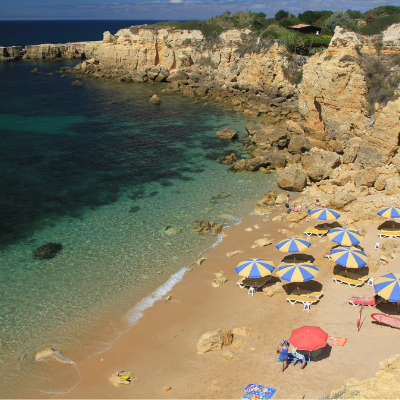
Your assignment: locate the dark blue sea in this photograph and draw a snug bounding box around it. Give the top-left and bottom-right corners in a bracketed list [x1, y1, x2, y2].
[0, 20, 275, 398]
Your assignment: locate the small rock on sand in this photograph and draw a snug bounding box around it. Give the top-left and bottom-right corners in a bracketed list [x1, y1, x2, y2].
[252, 238, 274, 248]
[245, 227, 253, 231]
[226, 250, 243, 257]
[163, 385, 171, 392]
[232, 327, 253, 338]
[222, 351, 237, 360]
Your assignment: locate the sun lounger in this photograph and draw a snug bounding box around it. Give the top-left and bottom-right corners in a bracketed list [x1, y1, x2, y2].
[333, 275, 364, 287]
[290, 289, 323, 298]
[349, 296, 379, 307]
[378, 229, 400, 238]
[340, 271, 370, 282]
[286, 295, 319, 311]
[304, 227, 329, 237]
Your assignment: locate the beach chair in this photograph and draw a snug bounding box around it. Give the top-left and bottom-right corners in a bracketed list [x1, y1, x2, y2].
[333, 275, 364, 287]
[378, 230, 400, 238]
[236, 279, 245, 289]
[340, 271, 370, 282]
[290, 289, 324, 298]
[286, 295, 319, 311]
[349, 296, 379, 307]
[304, 227, 329, 237]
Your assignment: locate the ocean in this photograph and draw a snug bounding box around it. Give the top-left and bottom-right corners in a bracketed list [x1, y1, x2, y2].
[0, 20, 275, 397]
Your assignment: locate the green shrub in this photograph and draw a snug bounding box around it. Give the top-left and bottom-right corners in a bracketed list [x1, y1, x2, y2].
[282, 65, 303, 84]
[325, 11, 354, 31]
[360, 55, 400, 112]
[261, 30, 279, 39]
[339, 54, 357, 62]
[359, 14, 400, 35]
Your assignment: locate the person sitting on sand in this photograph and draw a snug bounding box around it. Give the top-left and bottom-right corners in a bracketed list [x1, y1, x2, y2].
[277, 339, 289, 373]
[293, 349, 308, 371]
[315, 199, 321, 207]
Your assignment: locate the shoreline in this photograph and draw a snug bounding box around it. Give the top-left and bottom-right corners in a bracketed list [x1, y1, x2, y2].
[44, 194, 400, 399]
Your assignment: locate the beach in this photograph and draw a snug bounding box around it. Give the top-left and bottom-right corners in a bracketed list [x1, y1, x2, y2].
[47, 197, 400, 399]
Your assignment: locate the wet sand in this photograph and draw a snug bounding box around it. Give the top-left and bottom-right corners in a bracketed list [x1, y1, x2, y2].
[52, 202, 400, 399]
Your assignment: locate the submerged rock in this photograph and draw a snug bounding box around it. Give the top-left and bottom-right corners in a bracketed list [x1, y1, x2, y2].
[34, 243, 63, 260]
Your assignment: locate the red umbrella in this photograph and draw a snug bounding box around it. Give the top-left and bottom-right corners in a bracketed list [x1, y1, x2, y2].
[289, 326, 328, 351]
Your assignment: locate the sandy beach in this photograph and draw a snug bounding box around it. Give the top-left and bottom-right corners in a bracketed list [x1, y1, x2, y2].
[49, 195, 400, 399]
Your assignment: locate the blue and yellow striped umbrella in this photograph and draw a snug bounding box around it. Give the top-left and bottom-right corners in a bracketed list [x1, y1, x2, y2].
[276, 237, 311, 253]
[329, 246, 368, 269]
[374, 273, 400, 302]
[235, 258, 275, 278]
[327, 227, 363, 246]
[310, 208, 340, 221]
[377, 206, 400, 219]
[277, 263, 319, 283]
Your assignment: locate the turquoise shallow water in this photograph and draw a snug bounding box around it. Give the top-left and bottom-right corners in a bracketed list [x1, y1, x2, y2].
[0, 60, 275, 397]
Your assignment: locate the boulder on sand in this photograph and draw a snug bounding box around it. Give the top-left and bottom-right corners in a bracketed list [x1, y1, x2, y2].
[197, 329, 233, 354]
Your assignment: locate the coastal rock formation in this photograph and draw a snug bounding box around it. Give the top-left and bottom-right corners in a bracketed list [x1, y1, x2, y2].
[299, 25, 400, 168]
[34, 243, 63, 260]
[35, 347, 58, 361]
[197, 329, 233, 354]
[258, 190, 277, 205]
[277, 165, 308, 192]
[216, 127, 238, 140]
[326, 354, 400, 399]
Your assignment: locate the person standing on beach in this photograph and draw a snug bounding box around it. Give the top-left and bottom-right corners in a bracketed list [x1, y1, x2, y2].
[285, 194, 290, 214]
[277, 339, 289, 373]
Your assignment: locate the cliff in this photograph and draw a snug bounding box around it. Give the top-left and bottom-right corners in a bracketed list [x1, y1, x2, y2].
[299, 25, 400, 168]
[326, 354, 400, 399]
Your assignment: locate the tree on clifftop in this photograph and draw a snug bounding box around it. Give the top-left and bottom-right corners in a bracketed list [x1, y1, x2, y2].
[325, 11, 354, 32]
[275, 9, 289, 20]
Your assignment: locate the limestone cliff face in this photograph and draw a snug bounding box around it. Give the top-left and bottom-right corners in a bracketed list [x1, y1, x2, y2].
[299, 25, 400, 167]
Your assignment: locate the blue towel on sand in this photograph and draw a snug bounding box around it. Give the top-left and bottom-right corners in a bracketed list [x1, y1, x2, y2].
[278, 353, 311, 363]
[242, 384, 276, 399]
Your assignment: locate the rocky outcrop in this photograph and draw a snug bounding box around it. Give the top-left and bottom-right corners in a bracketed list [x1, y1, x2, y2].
[299, 25, 400, 168]
[326, 354, 400, 399]
[216, 127, 238, 140]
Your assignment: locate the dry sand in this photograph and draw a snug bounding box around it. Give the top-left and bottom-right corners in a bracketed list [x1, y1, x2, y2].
[53, 201, 400, 399]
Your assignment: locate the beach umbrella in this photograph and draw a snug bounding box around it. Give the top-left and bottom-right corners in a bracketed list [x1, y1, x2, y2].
[277, 262, 319, 283]
[276, 237, 311, 253]
[377, 206, 400, 219]
[235, 258, 275, 278]
[373, 273, 400, 302]
[289, 326, 328, 351]
[329, 246, 368, 269]
[377, 206, 400, 229]
[276, 237, 311, 263]
[327, 227, 363, 246]
[310, 208, 340, 221]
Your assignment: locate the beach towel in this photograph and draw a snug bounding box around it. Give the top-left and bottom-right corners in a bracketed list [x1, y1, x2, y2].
[327, 336, 347, 346]
[243, 384, 276, 400]
[278, 353, 311, 364]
